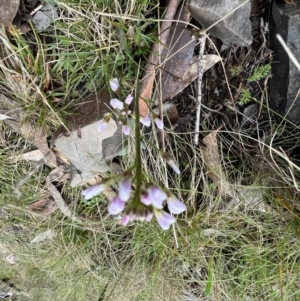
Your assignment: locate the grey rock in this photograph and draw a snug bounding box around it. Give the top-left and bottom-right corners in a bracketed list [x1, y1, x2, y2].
[242, 103, 258, 125]
[269, 0, 300, 123]
[54, 119, 122, 187]
[32, 3, 58, 31]
[188, 0, 252, 47]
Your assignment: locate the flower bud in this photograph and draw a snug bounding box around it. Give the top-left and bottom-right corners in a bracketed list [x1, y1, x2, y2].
[160, 152, 181, 174]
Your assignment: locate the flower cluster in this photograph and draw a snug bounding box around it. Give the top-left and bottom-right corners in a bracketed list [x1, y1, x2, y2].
[82, 173, 186, 230]
[82, 78, 186, 230]
[98, 78, 164, 135]
[97, 78, 133, 136]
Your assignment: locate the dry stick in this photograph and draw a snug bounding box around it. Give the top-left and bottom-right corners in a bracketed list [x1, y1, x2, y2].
[138, 0, 181, 116]
[194, 35, 206, 145]
[46, 179, 82, 222]
[276, 34, 300, 72]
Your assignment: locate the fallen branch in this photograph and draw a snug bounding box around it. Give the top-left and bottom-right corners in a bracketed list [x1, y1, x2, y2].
[46, 166, 82, 223]
[139, 0, 181, 116]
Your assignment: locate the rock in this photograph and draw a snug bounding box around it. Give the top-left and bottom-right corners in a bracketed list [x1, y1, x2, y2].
[32, 3, 59, 32]
[55, 119, 122, 187]
[0, 0, 19, 26]
[188, 0, 252, 47]
[269, 0, 300, 123]
[54, 90, 123, 186]
[242, 103, 258, 125]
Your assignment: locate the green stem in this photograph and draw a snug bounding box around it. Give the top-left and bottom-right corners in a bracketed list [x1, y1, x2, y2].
[134, 81, 142, 196]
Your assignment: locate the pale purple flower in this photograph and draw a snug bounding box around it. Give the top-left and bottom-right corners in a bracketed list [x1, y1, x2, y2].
[140, 115, 151, 127]
[108, 197, 125, 215]
[82, 183, 106, 200]
[167, 159, 181, 175]
[144, 186, 167, 209]
[110, 78, 119, 92]
[121, 215, 130, 226]
[118, 177, 132, 201]
[121, 210, 153, 225]
[122, 125, 130, 135]
[167, 195, 186, 214]
[141, 192, 152, 206]
[137, 214, 152, 222]
[110, 98, 124, 110]
[154, 117, 164, 130]
[154, 210, 176, 230]
[122, 213, 137, 225]
[125, 94, 133, 105]
[145, 213, 153, 222]
[97, 120, 107, 132]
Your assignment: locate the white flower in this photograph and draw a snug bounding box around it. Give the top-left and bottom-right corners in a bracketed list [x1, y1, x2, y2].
[118, 177, 132, 201]
[122, 125, 130, 135]
[97, 120, 107, 132]
[82, 184, 106, 200]
[110, 98, 124, 110]
[110, 78, 119, 92]
[108, 197, 125, 215]
[154, 117, 164, 129]
[154, 209, 176, 230]
[140, 115, 151, 127]
[141, 186, 167, 209]
[125, 94, 133, 105]
[167, 195, 186, 214]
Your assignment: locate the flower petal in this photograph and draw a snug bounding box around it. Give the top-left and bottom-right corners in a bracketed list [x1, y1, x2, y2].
[122, 125, 130, 136]
[82, 184, 105, 200]
[110, 78, 119, 92]
[121, 215, 130, 226]
[118, 178, 132, 201]
[110, 98, 124, 110]
[154, 117, 164, 130]
[155, 210, 175, 230]
[125, 94, 133, 105]
[97, 121, 107, 132]
[141, 192, 152, 206]
[167, 196, 186, 214]
[140, 115, 151, 127]
[108, 197, 125, 215]
[147, 186, 167, 209]
[167, 159, 181, 175]
[146, 213, 153, 222]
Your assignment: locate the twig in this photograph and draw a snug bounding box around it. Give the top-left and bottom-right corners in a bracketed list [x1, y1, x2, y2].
[194, 34, 206, 145]
[29, 4, 44, 16]
[46, 167, 82, 223]
[46, 179, 82, 223]
[276, 34, 300, 72]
